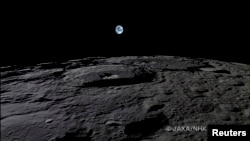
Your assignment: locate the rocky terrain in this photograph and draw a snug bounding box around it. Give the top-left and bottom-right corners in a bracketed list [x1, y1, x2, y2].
[1, 56, 250, 141]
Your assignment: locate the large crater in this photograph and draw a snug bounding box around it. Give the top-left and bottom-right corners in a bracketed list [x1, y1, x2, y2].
[63, 65, 155, 87]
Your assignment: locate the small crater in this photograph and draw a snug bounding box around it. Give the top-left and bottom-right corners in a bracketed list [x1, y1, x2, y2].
[147, 104, 165, 113]
[234, 75, 243, 78]
[37, 62, 65, 69]
[226, 87, 232, 91]
[65, 62, 82, 70]
[213, 70, 231, 74]
[164, 90, 173, 95]
[199, 103, 214, 113]
[1, 93, 34, 104]
[100, 74, 120, 80]
[14, 93, 33, 103]
[186, 67, 201, 72]
[55, 134, 91, 141]
[188, 64, 214, 72]
[33, 97, 52, 102]
[190, 86, 209, 94]
[219, 104, 240, 112]
[1, 71, 22, 79]
[0, 90, 9, 93]
[99, 73, 113, 78]
[124, 113, 167, 137]
[105, 120, 123, 126]
[54, 129, 92, 141]
[232, 82, 245, 86]
[199, 67, 217, 72]
[196, 89, 209, 94]
[45, 119, 54, 123]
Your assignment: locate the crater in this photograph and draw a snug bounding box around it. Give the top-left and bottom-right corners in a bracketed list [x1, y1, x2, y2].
[147, 104, 165, 113]
[124, 113, 167, 137]
[63, 65, 156, 87]
[54, 129, 92, 141]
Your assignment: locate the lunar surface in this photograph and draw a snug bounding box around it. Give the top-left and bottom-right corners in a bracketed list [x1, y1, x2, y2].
[1, 56, 250, 141]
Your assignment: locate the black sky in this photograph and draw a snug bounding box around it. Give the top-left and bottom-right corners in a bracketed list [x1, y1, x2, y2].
[2, 3, 249, 66]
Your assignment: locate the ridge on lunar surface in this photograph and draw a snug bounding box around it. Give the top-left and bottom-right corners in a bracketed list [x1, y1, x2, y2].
[1, 56, 250, 141]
